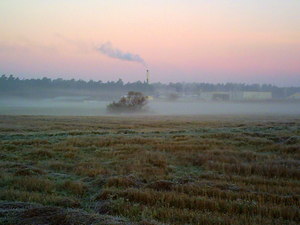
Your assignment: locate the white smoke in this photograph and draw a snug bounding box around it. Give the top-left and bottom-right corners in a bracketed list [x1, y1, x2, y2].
[98, 42, 146, 67]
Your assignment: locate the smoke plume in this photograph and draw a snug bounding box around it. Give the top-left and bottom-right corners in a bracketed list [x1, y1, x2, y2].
[98, 42, 146, 67]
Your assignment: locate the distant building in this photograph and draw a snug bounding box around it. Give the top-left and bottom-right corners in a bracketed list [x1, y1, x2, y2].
[231, 91, 272, 101]
[200, 92, 230, 101]
[287, 93, 300, 100]
[200, 91, 272, 101]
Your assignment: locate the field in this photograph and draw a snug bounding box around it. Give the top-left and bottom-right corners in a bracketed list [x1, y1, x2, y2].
[0, 115, 299, 225]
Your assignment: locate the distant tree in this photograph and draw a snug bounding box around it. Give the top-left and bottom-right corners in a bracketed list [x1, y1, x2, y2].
[107, 91, 148, 113]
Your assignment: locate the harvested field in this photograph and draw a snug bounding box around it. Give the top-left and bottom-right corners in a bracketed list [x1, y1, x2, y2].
[0, 115, 299, 225]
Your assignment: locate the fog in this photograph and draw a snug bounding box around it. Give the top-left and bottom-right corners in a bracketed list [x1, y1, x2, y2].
[1, 98, 300, 116]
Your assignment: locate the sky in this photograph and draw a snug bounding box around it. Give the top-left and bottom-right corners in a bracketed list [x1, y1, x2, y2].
[0, 0, 300, 86]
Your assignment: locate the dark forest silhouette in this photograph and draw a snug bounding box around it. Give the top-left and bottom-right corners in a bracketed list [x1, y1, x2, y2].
[1, 75, 299, 100]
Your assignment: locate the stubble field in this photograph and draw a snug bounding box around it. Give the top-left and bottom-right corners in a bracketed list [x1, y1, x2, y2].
[0, 115, 299, 225]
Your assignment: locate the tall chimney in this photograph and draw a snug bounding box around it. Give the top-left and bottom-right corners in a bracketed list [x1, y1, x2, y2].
[146, 70, 150, 84]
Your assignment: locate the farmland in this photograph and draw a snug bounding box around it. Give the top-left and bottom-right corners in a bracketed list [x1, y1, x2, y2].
[0, 115, 299, 225]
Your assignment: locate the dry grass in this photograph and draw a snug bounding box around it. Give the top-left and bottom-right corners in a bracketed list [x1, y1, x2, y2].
[61, 180, 87, 196]
[0, 115, 299, 224]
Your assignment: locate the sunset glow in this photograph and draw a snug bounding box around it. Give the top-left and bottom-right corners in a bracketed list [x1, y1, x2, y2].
[1, 0, 300, 85]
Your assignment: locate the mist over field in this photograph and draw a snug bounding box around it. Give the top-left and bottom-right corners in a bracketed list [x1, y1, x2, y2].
[1, 75, 300, 116]
[1, 98, 300, 116]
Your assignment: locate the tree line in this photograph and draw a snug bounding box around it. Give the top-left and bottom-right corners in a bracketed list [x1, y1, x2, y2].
[1, 75, 299, 99]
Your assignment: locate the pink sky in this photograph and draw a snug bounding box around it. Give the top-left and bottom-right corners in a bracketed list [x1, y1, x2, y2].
[0, 0, 300, 86]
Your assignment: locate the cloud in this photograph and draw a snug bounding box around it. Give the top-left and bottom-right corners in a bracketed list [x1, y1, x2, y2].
[98, 42, 146, 67]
